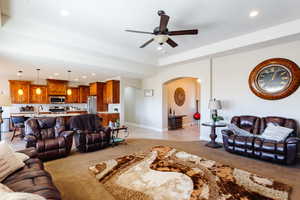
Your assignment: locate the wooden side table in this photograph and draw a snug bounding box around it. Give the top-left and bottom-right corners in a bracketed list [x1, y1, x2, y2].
[202, 122, 227, 148]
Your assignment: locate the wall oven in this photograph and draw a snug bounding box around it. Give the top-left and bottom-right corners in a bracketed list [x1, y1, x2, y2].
[49, 96, 66, 104]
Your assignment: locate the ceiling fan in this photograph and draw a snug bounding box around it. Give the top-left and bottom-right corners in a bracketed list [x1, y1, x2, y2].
[125, 10, 198, 48]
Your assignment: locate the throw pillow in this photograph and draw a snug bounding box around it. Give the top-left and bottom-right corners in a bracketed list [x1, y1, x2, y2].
[260, 124, 293, 142]
[14, 152, 30, 162]
[0, 183, 13, 192]
[227, 123, 253, 137]
[0, 192, 46, 200]
[0, 142, 25, 182]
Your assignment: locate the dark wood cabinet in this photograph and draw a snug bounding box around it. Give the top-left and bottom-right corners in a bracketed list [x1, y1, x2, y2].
[9, 80, 31, 104]
[168, 115, 186, 130]
[105, 80, 120, 104]
[29, 85, 48, 104]
[97, 113, 120, 126]
[89, 82, 107, 111]
[78, 85, 89, 103]
[46, 79, 68, 96]
[66, 87, 79, 103]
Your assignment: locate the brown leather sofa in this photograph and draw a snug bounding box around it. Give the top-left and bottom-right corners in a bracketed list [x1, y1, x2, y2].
[2, 148, 61, 199]
[69, 114, 111, 152]
[222, 116, 299, 165]
[24, 117, 74, 161]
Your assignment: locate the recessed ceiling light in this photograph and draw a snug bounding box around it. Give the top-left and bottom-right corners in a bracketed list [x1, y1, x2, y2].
[157, 46, 163, 51]
[54, 73, 59, 76]
[60, 10, 70, 17]
[91, 73, 96, 76]
[249, 10, 259, 18]
[82, 75, 87, 79]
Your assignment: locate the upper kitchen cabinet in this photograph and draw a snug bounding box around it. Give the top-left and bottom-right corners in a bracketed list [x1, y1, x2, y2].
[66, 87, 79, 103]
[9, 80, 31, 104]
[78, 85, 89, 103]
[105, 80, 120, 104]
[29, 85, 48, 104]
[47, 79, 68, 96]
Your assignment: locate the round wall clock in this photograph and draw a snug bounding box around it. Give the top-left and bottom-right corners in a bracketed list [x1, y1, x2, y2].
[249, 58, 300, 100]
[174, 87, 185, 106]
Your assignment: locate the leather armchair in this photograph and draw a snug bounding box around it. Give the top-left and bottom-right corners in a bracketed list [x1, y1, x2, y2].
[69, 114, 111, 152]
[25, 117, 74, 161]
[222, 116, 299, 165]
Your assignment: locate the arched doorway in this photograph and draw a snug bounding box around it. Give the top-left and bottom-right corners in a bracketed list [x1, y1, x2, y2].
[162, 77, 201, 135]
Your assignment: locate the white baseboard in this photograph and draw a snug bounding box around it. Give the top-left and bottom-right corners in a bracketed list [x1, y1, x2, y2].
[125, 122, 163, 132]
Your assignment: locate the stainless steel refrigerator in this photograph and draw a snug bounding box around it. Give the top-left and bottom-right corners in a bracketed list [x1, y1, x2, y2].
[87, 96, 97, 114]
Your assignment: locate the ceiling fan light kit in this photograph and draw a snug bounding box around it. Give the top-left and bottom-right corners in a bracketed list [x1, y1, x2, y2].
[126, 10, 198, 49]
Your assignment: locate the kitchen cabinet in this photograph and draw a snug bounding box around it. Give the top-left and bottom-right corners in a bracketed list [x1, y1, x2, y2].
[78, 85, 89, 103]
[9, 80, 31, 104]
[89, 82, 107, 111]
[66, 87, 79, 103]
[29, 85, 48, 104]
[97, 113, 120, 126]
[47, 79, 68, 96]
[105, 80, 120, 104]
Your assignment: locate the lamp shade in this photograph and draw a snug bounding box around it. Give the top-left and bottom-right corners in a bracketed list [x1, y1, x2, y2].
[208, 99, 222, 110]
[0, 93, 11, 106]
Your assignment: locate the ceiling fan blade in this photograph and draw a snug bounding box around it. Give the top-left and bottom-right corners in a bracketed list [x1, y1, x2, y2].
[159, 14, 170, 32]
[140, 38, 154, 48]
[125, 30, 154, 35]
[168, 29, 198, 36]
[166, 38, 178, 48]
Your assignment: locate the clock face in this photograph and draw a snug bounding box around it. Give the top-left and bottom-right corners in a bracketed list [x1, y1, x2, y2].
[256, 65, 292, 94]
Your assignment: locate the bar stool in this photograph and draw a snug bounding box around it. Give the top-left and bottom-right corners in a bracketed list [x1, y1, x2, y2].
[11, 116, 25, 141]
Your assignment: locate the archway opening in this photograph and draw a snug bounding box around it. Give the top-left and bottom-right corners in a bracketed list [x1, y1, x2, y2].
[162, 77, 201, 136]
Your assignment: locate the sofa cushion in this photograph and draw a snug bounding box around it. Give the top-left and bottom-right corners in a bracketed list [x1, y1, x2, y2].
[15, 152, 30, 162]
[0, 142, 25, 182]
[0, 192, 46, 200]
[260, 124, 293, 142]
[227, 123, 253, 137]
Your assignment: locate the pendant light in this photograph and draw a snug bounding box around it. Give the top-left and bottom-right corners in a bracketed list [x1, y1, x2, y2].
[17, 71, 24, 96]
[67, 70, 72, 96]
[35, 69, 42, 95]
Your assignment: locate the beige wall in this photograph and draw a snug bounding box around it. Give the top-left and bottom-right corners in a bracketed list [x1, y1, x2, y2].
[139, 39, 300, 142]
[165, 78, 200, 126]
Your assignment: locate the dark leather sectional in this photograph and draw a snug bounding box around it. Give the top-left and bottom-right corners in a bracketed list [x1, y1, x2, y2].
[2, 148, 61, 199]
[24, 117, 74, 161]
[222, 116, 299, 165]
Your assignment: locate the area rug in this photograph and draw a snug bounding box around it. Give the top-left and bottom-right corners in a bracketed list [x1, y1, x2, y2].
[89, 146, 291, 200]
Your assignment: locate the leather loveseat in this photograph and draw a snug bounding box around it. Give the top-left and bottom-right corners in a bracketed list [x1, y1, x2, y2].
[2, 148, 61, 199]
[24, 117, 74, 161]
[222, 116, 299, 165]
[69, 114, 111, 152]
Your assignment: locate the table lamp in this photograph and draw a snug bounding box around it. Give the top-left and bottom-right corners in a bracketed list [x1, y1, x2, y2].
[208, 98, 222, 123]
[0, 92, 11, 140]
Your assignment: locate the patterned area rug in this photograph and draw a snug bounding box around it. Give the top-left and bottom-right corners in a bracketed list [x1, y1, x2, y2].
[89, 146, 291, 200]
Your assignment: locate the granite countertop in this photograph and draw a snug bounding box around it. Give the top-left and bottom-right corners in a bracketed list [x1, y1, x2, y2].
[10, 113, 85, 118]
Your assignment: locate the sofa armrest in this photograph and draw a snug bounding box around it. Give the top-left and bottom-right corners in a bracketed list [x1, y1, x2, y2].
[285, 137, 300, 144]
[221, 129, 234, 136]
[24, 135, 37, 148]
[17, 147, 38, 158]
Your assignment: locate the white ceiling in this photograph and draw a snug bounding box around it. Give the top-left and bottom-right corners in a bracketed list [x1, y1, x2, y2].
[1, 0, 300, 80]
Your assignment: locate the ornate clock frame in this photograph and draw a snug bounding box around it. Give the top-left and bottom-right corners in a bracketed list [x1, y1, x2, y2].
[249, 58, 300, 100]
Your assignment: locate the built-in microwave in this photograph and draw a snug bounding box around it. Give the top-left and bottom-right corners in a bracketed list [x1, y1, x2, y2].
[49, 96, 66, 104]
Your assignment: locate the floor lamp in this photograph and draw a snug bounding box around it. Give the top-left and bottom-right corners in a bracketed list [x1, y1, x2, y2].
[0, 93, 11, 141]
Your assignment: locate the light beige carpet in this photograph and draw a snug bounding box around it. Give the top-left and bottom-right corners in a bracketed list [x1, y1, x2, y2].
[44, 139, 300, 200]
